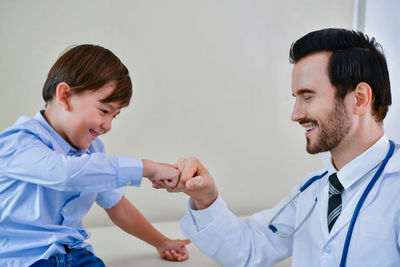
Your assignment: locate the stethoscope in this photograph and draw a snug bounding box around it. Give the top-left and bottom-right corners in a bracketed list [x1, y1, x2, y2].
[268, 140, 395, 267]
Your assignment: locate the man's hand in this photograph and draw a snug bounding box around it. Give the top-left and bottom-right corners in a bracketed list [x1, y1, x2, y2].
[167, 157, 219, 210]
[142, 160, 180, 189]
[156, 238, 190, 261]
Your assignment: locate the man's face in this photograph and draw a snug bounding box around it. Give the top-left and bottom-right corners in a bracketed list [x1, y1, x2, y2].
[62, 82, 121, 150]
[291, 52, 352, 154]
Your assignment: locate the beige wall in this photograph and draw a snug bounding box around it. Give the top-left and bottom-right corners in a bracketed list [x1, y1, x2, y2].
[0, 0, 354, 227]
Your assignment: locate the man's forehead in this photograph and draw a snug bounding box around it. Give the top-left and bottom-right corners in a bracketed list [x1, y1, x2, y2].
[291, 52, 332, 94]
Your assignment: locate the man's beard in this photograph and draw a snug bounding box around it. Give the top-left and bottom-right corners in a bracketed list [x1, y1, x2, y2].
[305, 99, 352, 154]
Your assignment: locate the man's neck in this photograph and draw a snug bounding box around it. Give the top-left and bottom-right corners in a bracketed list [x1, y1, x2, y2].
[330, 125, 384, 170]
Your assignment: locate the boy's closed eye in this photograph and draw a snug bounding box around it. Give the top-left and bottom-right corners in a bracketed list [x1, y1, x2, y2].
[99, 108, 120, 119]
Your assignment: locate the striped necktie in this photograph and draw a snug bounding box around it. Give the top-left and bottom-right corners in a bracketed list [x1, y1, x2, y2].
[327, 173, 344, 232]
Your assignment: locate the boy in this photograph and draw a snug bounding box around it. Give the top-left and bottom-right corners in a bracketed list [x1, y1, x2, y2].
[0, 44, 189, 266]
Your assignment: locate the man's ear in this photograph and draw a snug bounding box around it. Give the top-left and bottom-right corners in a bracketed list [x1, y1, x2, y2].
[353, 82, 372, 116]
[55, 82, 71, 110]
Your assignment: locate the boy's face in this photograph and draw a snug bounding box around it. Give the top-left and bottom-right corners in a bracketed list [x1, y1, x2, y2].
[61, 82, 121, 149]
[290, 52, 353, 154]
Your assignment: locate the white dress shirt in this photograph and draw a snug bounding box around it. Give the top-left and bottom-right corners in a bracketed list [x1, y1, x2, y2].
[180, 135, 400, 266]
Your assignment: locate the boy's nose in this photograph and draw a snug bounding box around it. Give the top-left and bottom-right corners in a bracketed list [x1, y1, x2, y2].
[101, 119, 112, 133]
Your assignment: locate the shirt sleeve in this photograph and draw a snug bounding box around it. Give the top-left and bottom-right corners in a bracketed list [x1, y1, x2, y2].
[180, 194, 294, 267]
[96, 187, 126, 209]
[0, 132, 143, 192]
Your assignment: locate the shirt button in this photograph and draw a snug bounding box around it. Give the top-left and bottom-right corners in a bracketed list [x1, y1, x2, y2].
[324, 246, 331, 253]
[64, 208, 68, 212]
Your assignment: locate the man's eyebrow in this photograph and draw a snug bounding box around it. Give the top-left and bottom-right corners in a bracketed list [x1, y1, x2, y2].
[292, 88, 315, 97]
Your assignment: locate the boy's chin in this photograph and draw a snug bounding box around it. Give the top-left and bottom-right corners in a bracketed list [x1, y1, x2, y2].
[73, 141, 92, 150]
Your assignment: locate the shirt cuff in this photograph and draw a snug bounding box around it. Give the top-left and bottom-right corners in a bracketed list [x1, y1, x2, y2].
[116, 157, 143, 187]
[187, 194, 225, 232]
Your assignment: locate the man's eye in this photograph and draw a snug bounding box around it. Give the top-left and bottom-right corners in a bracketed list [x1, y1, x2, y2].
[100, 109, 108, 114]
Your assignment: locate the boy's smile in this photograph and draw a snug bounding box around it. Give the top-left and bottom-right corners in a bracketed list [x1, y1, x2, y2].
[89, 129, 99, 140]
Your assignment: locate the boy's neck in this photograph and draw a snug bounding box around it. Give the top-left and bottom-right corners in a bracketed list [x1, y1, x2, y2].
[42, 107, 72, 147]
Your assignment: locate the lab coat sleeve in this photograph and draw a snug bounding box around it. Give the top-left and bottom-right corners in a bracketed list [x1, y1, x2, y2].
[180, 194, 296, 267]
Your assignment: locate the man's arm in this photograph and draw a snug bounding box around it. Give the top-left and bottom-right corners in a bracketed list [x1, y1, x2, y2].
[105, 196, 190, 261]
[164, 157, 293, 266]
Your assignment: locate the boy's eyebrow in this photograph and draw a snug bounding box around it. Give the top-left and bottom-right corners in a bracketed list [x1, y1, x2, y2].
[292, 88, 315, 97]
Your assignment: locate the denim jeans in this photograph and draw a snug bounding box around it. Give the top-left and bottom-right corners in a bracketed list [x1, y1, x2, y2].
[30, 248, 105, 267]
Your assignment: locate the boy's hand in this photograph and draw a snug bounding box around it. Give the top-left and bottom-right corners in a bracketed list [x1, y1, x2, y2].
[142, 160, 180, 189]
[156, 238, 191, 261]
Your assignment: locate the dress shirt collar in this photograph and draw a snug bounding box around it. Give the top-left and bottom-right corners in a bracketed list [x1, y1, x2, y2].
[34, 110, 88, 156]
[322, 134, 390, 190]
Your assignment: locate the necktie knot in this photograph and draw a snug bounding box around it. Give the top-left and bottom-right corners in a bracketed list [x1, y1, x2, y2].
[329, 173, 344, 196]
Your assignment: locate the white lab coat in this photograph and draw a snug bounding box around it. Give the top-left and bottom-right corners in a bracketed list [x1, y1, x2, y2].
[180, 144, 400, 267]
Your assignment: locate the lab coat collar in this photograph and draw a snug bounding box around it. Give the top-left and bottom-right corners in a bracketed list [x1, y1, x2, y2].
[381, 142, 400, 174]
[322, 135, 397, 239]
[321, 134, 390, 190]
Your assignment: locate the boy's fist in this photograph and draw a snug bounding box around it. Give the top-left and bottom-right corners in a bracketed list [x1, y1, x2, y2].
[142, 160, 180, 188]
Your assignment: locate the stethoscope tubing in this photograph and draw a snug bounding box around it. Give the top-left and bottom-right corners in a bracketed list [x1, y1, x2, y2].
[268, 140, 395, 266]
[339, 140, 395, 266]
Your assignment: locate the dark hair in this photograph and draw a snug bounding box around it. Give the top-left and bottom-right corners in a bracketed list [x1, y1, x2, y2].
[289, 28, 391, 122]
[42, 44, 132, 107]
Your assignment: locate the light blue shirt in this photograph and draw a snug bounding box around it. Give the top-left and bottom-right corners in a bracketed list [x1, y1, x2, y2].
[0, 111, 144, 267]
[181, 135, 400, 266]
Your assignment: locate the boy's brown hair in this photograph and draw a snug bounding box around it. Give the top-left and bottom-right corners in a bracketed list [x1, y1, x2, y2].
[42, 44, 132, 107]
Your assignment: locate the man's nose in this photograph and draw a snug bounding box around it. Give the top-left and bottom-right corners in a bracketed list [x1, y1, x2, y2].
[291, 100, 306, 122]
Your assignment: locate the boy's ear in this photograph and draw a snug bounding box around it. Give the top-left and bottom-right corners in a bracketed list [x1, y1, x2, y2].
[56, 82, 71, 110]
[353, 82, 372, 116]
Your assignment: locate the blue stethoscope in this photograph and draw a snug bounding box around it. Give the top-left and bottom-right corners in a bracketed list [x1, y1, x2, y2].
[268, 140, 395, 267]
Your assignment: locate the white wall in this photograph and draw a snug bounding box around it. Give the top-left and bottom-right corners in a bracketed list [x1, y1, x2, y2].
[0, 0, 354, 227]
[354, 0, 400, 143]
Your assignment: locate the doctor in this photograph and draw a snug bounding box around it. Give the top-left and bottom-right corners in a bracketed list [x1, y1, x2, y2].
[167, 28, 400, 266]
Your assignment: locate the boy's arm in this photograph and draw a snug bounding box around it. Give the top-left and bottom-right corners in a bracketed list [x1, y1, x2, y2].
[105, 196, 190, 261]
[1, 131, 179, 192]
[142, 159, 179, 188]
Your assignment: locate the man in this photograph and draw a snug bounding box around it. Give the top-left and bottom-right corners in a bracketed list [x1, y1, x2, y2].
[167, 29, 400, 266]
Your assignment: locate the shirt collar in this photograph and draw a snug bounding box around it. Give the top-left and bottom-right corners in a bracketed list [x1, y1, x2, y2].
[34, 110, 88, 156]
[321, 134, 390, 190]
